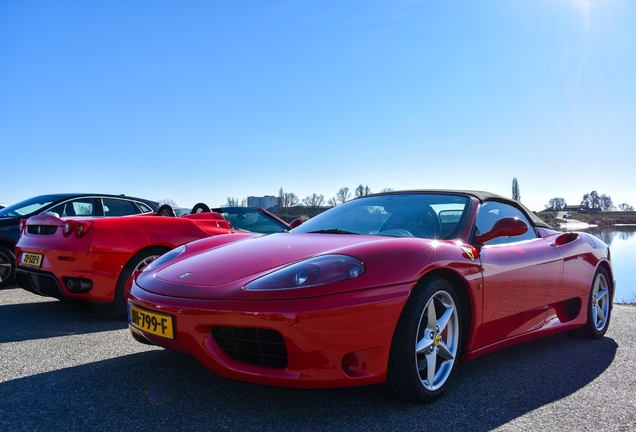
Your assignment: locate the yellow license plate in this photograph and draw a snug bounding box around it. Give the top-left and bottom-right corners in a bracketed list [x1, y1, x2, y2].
[128, 304, 175, 339]
[20, 252, 43, 268]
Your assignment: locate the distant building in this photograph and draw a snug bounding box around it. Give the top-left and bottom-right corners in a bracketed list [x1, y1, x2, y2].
[247, 196, 278, 211]
[563, 205, 582, 212]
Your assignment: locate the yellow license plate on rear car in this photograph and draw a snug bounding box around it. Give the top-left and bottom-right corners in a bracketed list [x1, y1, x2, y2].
[128, 304, 175, 339]
[20, 252, 43, 268]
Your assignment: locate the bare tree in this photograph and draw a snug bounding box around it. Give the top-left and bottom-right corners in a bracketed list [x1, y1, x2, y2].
[380, 188, 394, 193]
[354, 185, 372, 198]
[158, 198, 178, 207]
[512, 178, 521, 201]
[618, 203, 634, 211]
[225, 197, 246, 207]
[302, 193, 325, 209]
[277, 187, 299, 213]
[545, 198, 567, 211]
[327, 197, 338, 207]
[334, 187, 351, 204]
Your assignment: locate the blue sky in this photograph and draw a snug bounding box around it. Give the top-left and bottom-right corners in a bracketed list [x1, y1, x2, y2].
[1, 0, 634, 211]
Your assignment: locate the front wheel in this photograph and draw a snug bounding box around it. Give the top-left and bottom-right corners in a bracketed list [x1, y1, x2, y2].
[386, 276, 462, 402]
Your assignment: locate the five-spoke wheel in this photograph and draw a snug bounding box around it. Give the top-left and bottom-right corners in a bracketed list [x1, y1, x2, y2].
[572, 266, 612, 339]
[387, 276, 462, 402]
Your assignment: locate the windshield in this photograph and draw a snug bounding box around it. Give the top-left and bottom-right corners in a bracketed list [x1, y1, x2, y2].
[219, 207, 288, 234]
[0, 195, 59, 218]
[293, 193, 471, 239]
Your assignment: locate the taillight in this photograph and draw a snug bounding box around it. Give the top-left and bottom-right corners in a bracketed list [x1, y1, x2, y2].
[76, 221, 93, 237]
[63, 220, 76, 236]
[19, 219, 27, 234]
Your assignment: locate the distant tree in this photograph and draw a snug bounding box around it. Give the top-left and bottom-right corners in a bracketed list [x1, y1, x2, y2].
[545, 198, 567, 211]
[512, 178, 521, 201]
[581, 191, 601, 209]
[226, 197, 246, 206]
[618, 203, 634, 211]
[302, 193, 325, 209]
[380, 188, 394, 193]
[327, 197, 338, 207]
[158, 198, 178, 207]
[599, 194, 614, 211]
[334, 187, 351, 204]
[354, 185, 372, 198]
[277, 187, 299, 212]
[581, 191, 612, 210]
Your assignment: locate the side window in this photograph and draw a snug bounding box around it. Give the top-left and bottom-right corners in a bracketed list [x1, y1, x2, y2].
[49, 199, 97, 217]
[475, 201, 537, 245]
[102, 198, 138, 217]
[136, 202, 153, 214]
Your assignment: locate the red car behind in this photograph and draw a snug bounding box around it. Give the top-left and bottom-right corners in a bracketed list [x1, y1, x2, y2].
[15, 206, 289, 312]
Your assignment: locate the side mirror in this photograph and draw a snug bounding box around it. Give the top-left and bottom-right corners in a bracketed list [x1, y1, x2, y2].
[474, 217, 528, 245]
[288, 218, 303, 229]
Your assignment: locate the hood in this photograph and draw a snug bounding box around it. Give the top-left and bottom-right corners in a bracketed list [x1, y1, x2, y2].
[153, 232, 393, 287]
[135, 233, 476, 301]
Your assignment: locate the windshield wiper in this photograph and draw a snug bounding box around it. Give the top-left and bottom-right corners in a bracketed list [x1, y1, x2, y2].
[307, 229, 359, 235]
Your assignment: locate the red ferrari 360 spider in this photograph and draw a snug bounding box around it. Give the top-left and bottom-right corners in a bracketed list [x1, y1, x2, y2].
[15, 205, 289, 312]
[126, 191, 614, 402]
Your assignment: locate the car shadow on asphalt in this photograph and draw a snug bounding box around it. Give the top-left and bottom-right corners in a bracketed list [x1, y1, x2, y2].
[0, 332, 618, 431]
[0, 288, 127, 343]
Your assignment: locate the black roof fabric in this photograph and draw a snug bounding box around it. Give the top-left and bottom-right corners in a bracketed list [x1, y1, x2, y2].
[373, 189, 552, 229]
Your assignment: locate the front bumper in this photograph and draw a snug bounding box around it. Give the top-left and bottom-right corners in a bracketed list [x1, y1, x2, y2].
[128, 279, 411, 389]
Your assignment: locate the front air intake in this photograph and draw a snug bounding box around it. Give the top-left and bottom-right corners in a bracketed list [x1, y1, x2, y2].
[212, 327, 288, 369]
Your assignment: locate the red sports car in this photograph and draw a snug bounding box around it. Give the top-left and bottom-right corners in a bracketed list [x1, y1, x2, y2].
[15, 205, 290, 312]
[126, 191, 614, 402]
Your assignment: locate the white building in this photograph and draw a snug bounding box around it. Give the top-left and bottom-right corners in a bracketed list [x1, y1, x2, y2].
[247, 195, 278, 210]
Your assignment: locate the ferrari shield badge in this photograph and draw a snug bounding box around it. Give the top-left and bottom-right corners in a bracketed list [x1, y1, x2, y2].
[460, 246, 476, 261]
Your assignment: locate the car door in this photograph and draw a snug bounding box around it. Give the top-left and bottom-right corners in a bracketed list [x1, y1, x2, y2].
[474, 201, 564, 348]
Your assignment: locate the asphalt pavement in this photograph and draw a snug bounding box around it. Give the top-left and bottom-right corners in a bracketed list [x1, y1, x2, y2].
[1, 285, 634, 431]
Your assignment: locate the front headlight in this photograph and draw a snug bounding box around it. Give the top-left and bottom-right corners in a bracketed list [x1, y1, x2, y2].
[142, 245, 187, 273]
[244, 254, 365, 291]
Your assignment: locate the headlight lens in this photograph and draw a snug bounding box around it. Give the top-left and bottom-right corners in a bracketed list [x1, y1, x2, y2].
[142, 245, 187, 273]
[245, 254, 365, 291]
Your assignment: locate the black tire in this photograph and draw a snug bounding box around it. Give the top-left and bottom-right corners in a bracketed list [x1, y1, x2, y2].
[191, 203, 211, 214]
[386, 276, 462, 403]
[157, 204, 176, 217]
[111, 247, 169, 315]
[571, 267, 612, 339]
[0, 245, 16, 289]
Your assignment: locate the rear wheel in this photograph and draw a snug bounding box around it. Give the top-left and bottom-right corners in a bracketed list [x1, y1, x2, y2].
[0, 245, 16, 288]
[386, 276, 462, 402]
[111, 247, 169, 315]
[572, 267, 612, 339]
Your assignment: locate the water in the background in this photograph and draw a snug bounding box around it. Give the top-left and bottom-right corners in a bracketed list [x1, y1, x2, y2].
[586, 227, 636, 303]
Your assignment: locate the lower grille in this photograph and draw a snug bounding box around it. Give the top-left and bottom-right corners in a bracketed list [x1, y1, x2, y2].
[27, 225, 57, 235]
[212, 327, 288, 369]
[15, 269, 66, 301]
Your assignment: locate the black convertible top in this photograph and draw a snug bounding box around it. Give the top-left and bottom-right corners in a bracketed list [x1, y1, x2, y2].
[372, 189, 552, 229]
